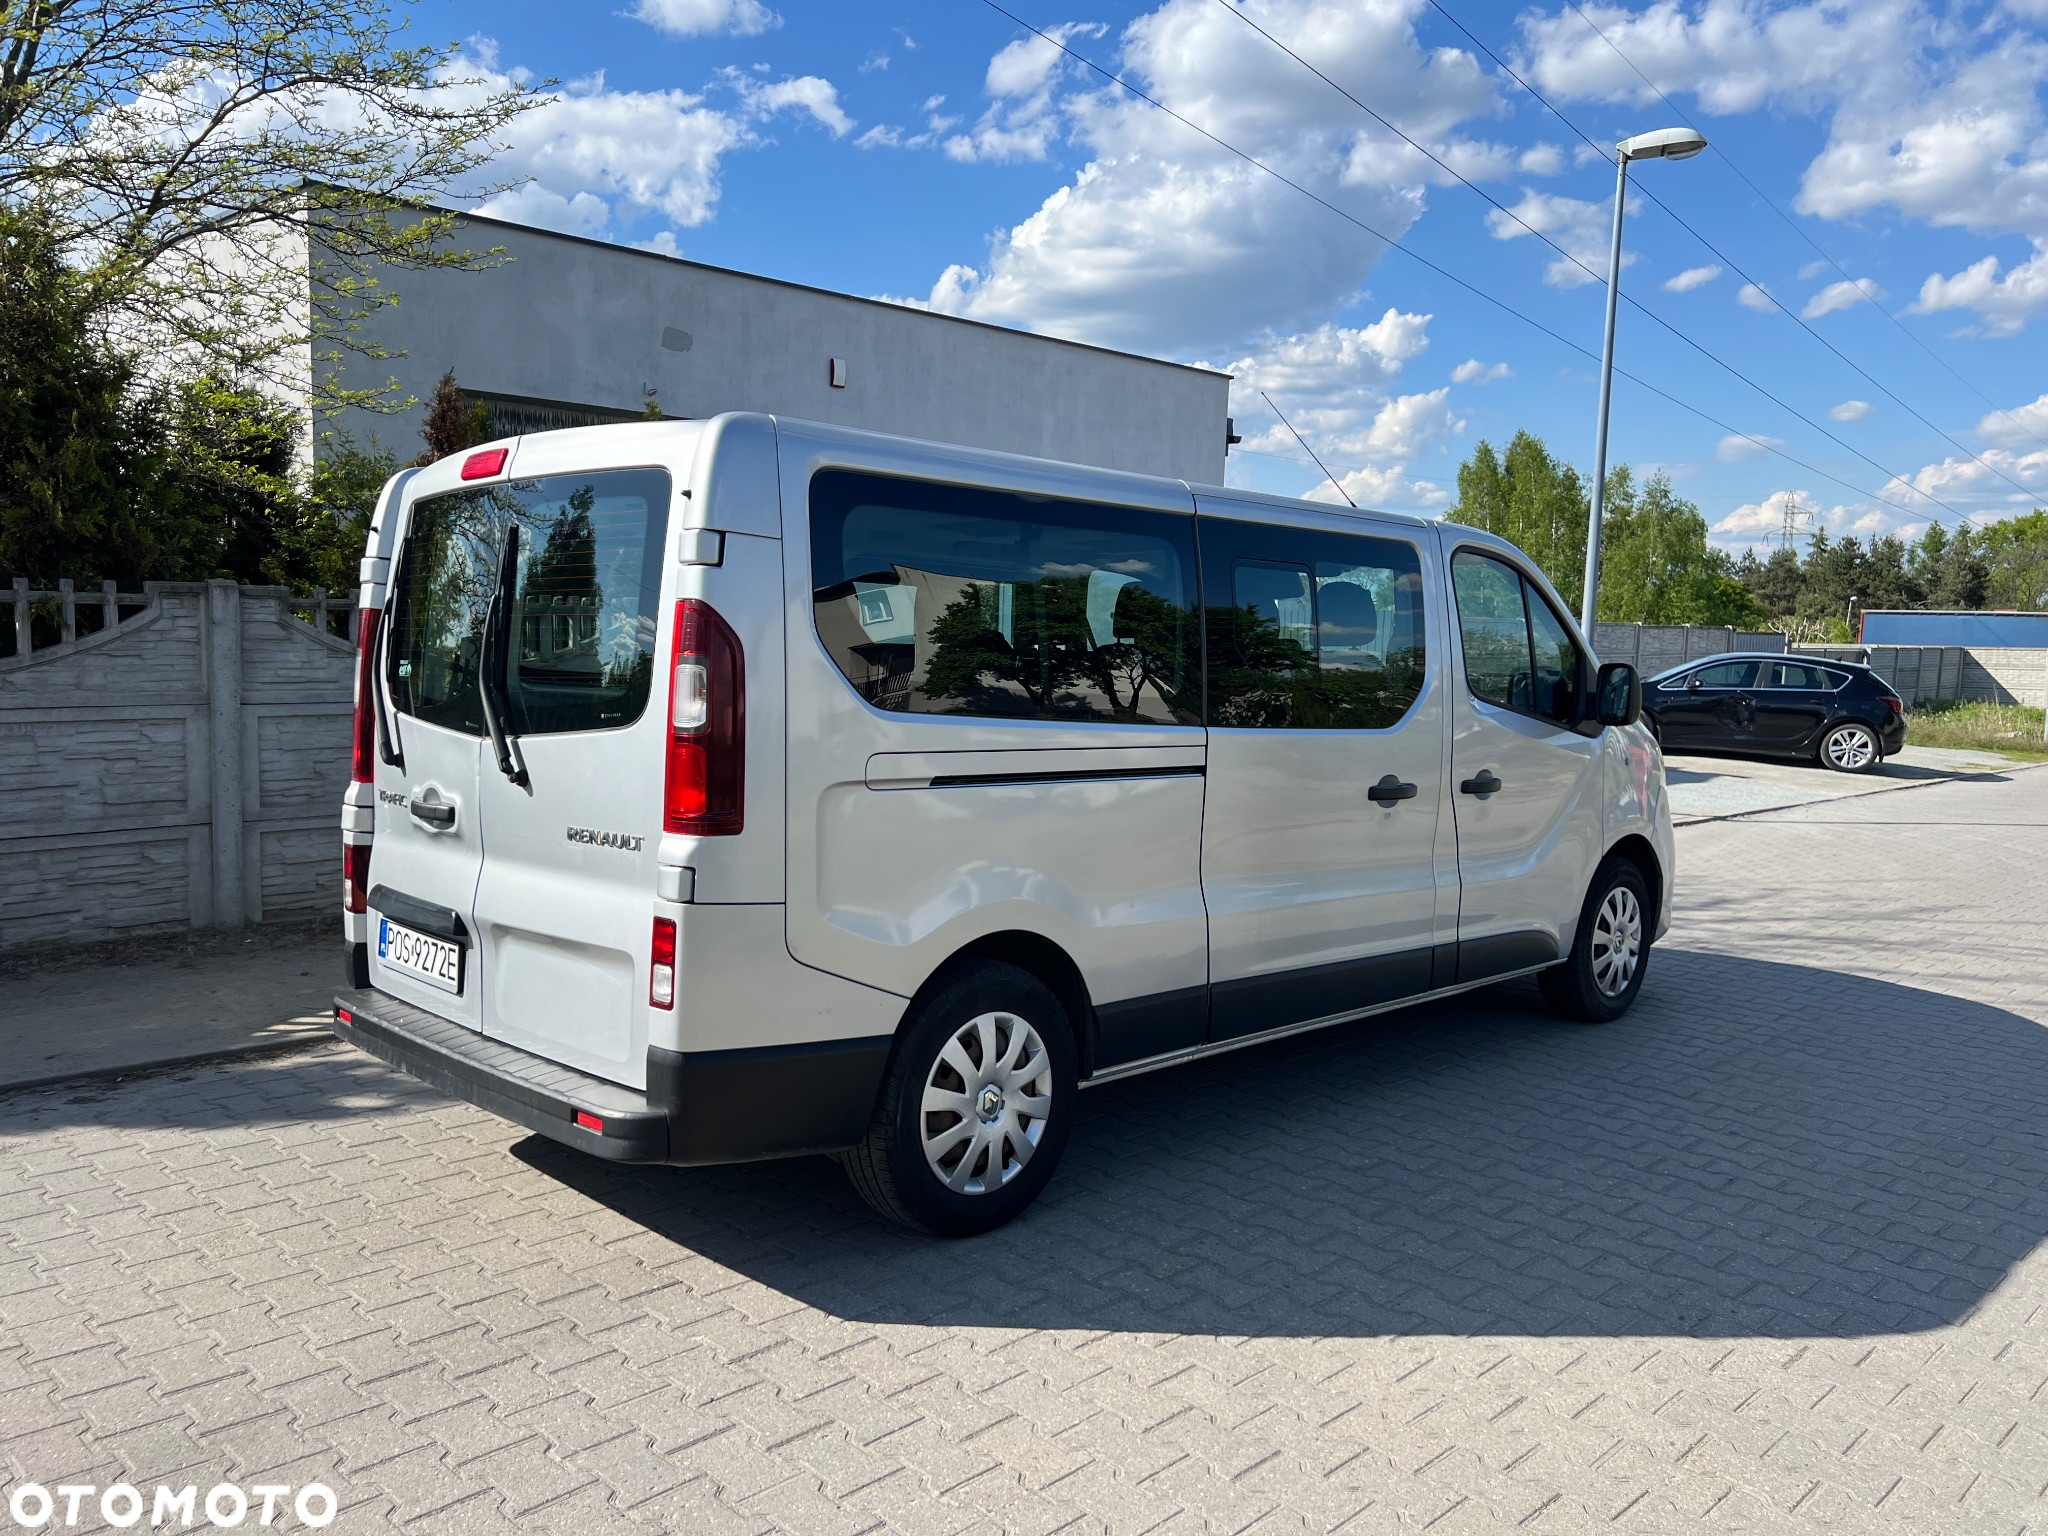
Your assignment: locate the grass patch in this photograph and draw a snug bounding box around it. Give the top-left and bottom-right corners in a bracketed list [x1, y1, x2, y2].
[1908, 699, 2048, 758]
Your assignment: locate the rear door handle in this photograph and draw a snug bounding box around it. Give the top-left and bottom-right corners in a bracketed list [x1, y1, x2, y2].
[409, 800, 456, 830]
[1459, 771, 1502, 796]
[1368, 775, 1417, 804]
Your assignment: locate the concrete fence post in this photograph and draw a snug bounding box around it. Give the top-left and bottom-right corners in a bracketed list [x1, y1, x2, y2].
[11, 576, 28, 656]
[205, 579, 246, 928]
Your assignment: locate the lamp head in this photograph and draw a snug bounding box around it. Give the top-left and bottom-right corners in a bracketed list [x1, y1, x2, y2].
[1617, 127, 1708, 162]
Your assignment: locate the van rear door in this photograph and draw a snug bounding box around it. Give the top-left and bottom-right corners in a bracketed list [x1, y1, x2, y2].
[468, 463, 673, 1090]
[372, 483, 500, 1028]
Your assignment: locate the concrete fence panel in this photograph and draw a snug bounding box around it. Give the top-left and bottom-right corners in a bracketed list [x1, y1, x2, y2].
[0, 581, 354, 949]
[1592, 624, 1785, 671]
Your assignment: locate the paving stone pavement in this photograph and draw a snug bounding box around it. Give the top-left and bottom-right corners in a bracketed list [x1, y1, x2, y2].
[3, 766, 2045, 1534]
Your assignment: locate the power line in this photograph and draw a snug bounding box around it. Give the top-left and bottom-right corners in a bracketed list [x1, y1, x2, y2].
[1552, 0, 2048, 457]
[970, 0, 1953, 526]
[1209, 0, 1981, 525]
[1450, 0, 2048, 477]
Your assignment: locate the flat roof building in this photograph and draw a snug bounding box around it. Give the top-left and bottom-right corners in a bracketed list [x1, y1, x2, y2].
[300, 212, 1233, 483]
[1859, 610, 2048, 648]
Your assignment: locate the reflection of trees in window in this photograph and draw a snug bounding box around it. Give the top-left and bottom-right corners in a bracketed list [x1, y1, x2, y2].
[921, 574, 1196, 723]
[1207, 602, 1424, 730]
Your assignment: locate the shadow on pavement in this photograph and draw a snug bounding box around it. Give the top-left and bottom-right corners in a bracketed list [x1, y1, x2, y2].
[519, 949, 2048, 1340]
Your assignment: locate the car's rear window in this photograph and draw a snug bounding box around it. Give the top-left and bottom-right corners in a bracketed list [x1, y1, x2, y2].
[386, 468, 670, 737]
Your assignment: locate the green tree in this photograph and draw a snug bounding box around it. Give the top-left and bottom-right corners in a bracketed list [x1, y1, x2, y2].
[415, 370, 492, 464]
[1596, 470, 1764, 626]
[1736, 546, 1806, 620]
[1446, 431, 1587, 613]
[1979, 511, 2048, 609]
[0, 0, 537, 413]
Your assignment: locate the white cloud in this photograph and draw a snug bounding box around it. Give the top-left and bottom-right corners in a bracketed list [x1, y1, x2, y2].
[920, 0, 1501, 353]
[1717, 433, 1785, 462]
[453, 46, 849, 245]
[1799, 259, 1834, 280]
[1519, 143, 1566, 175]
[943, 22, 1103, 164]
[1977, 391, 2048, 447]
[1910, 242, 2048, 335]
[1802, 277, 1883, 318]
[1313, 463, 1453, 510]
[1883, 445, 2048, 507]
[1830, 399, 1875, 422]
[1451, 358, 1511, 384]
[1663, 264, 1721, 292]
[1484, 190, 1631, 287]
[728, 72, 854, 136]
[1211, 312, 1456, 509]
[1737, 282, 1777, 313]
[630, 0, 778, 37]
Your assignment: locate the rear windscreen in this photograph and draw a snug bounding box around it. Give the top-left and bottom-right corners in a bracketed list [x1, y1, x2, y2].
[386, 468, 671, 737]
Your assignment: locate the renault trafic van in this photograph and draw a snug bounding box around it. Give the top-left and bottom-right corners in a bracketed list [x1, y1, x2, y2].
[334, 415, 1672, 1236]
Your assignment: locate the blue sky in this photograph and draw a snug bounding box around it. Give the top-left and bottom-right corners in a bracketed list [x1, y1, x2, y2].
[413, 0, 2048, 550]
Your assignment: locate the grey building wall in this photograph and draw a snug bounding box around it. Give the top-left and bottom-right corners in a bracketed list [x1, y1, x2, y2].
[0, 583, 354, 949]
[322, 213, 1233, 484]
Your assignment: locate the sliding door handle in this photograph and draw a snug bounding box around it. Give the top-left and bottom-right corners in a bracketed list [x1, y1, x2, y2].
[1367, 775, 1418, 804]
[1459, 770, 1502, 796]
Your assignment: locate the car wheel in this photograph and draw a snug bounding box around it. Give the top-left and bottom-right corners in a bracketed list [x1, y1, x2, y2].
[1819, 720, 1881, 774]
[843, 961, 1077, 1237]
[1539, 855, 1652, 1024]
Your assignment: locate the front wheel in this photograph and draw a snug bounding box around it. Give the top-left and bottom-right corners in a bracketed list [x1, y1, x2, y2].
[1540, 856, 1652, 1023]
[843, 961, 1077, 1237]
[1820, 720, 1881, 773]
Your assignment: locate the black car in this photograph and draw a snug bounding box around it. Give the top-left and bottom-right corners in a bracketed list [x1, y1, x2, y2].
[1641, 653, 1907, 772]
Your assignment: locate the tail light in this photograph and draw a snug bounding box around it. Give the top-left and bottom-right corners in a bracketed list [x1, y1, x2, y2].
[344, 842, 370, 914]
[664, 599, 745, 835]
[649, 917, 677, 1009]
[1881, 695, 1905, 714]
[351, 608, 383, 784]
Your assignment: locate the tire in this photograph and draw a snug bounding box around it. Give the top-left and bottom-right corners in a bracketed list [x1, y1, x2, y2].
[1539, 855, 1652, 1024]
[1819, 720, 1882, 773]
[843, 961, 1077, 1237]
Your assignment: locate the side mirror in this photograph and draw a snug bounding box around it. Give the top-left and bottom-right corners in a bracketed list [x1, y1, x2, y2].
[1596, 662, 1642, 727]
[1685, 674, 1702, 691]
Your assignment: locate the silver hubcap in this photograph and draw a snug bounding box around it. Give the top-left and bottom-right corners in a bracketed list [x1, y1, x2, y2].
[1826, 725, 1876, 769]
[921, 1011, 1053, 1195]
[1591, 886, 1643, 998]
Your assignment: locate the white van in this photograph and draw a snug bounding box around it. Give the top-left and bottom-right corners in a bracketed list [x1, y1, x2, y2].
[334, 414, 1672, 1236]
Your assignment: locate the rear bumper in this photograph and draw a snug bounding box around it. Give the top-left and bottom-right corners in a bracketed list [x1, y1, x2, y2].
[333, 987, 891, 1166]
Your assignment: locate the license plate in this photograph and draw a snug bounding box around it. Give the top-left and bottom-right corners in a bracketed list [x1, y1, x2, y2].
[378, 918, 463, 994]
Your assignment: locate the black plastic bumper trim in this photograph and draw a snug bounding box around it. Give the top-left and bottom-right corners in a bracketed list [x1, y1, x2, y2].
[334, 987, 667, 1162]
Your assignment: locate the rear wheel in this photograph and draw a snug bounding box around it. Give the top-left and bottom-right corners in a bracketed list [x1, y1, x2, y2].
[1820, 720, 1881, 773]
[1540, 856, 1651, 1023]
[843, 962, 1076, 1237]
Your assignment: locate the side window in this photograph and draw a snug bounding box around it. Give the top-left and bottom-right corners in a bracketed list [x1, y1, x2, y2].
[1204, 520, 1427, 730]
[809, 470, 1199, 725]
[387, 470, 671, 738]
[1693, 660, 1760, 689]
[1767, 661, 1828, 690]
[1451, 553, 1532, 711]
[1525, 591, 1581, 725]
[1451, 551, 1582, 725]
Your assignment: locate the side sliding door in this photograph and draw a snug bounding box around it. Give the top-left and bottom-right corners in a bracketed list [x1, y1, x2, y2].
[1196, 503, 1455, 1041]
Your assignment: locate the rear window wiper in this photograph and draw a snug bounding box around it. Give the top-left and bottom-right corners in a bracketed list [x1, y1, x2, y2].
[480, 526, 530, 789]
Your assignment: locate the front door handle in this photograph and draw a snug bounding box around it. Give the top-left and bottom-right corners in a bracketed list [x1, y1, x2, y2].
[1368, 774, 1417, 804]
[1459, 770, 1502, 796]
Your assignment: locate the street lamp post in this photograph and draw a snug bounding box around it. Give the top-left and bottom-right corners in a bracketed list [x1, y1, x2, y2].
[1579, 126, 1709, 642]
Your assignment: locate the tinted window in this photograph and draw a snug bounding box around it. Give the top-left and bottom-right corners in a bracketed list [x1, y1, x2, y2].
[388, 470, 670, 737]
[810, 470, 1199, 724]
[1526, 590, 1581, 724]
[1765, 662, 1831, 690]
[1204, 521, 1427, 730]
[1691, 660, 1761, 689]
[386, 492, 497, 735]
[1451, 551, 1583, 724]
[1451, 554, 1533, 711]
